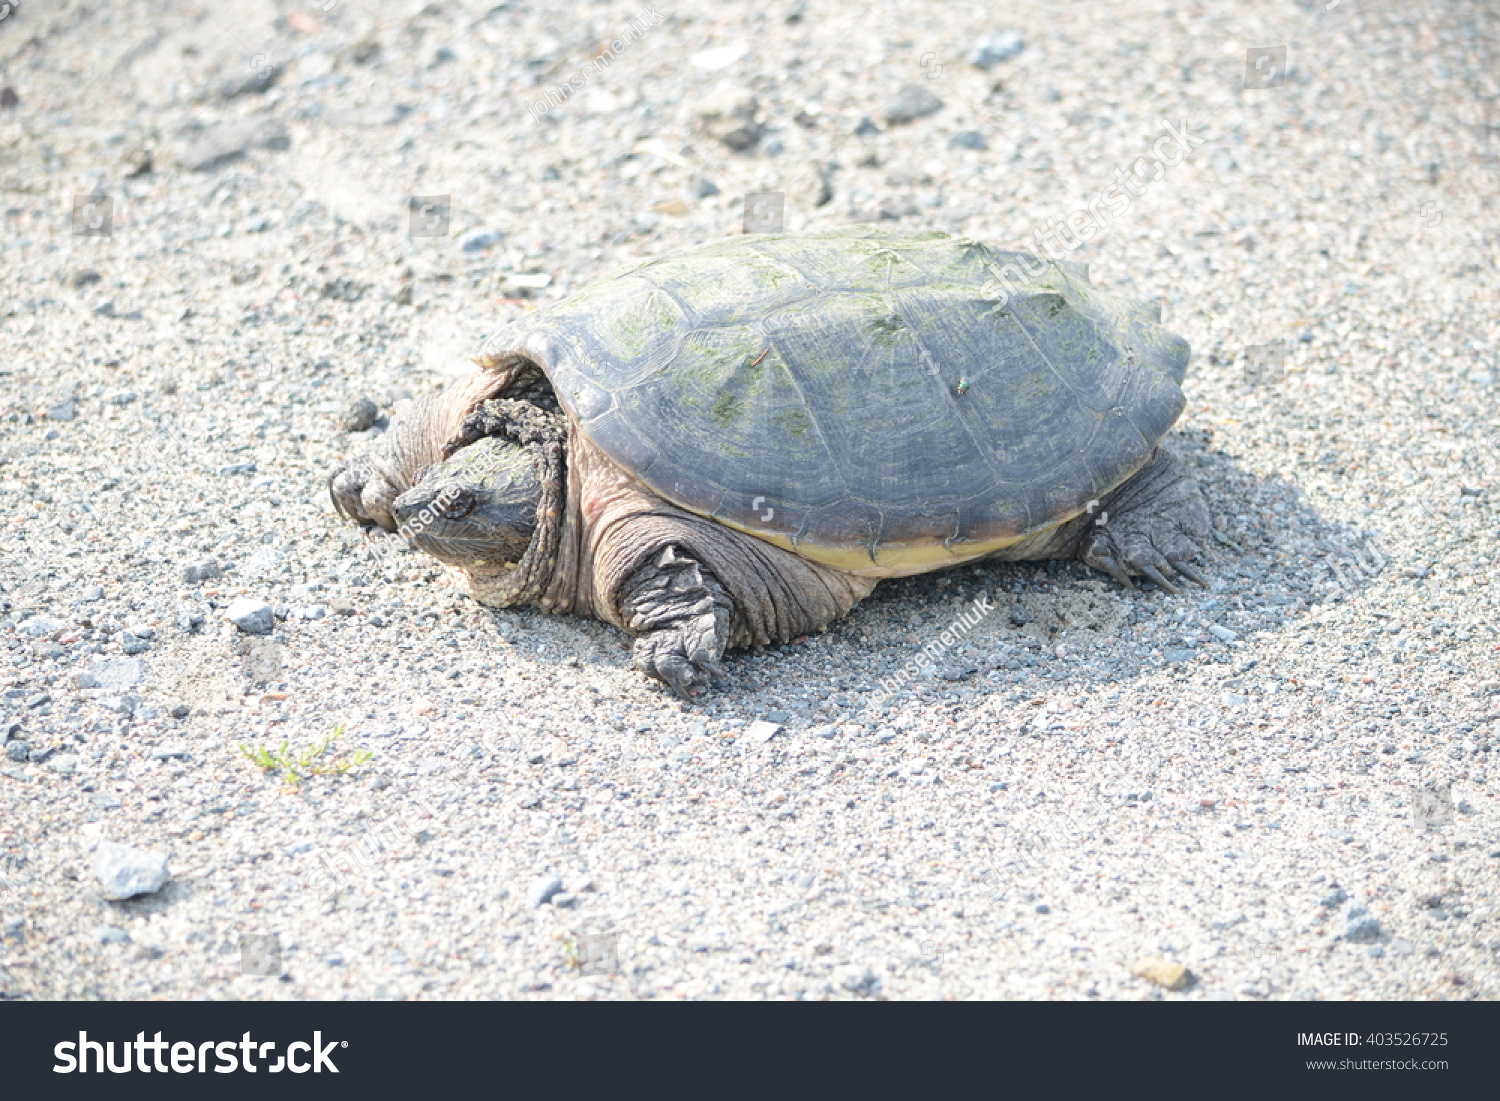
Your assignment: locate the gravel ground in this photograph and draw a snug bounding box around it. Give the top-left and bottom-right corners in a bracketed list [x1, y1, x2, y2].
[1, 0, 1498, 1001]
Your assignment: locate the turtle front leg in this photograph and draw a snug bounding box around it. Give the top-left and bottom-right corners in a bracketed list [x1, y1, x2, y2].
[619, 546, 733, 699]
[1076, 447, 1210, 593]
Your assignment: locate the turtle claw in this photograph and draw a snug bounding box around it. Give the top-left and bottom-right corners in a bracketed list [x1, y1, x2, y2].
[632, 633, 720, 701]
[1168, 557, 1208, 587]
[1093, 554, 1136, 590]
[1137, 561, 1180, 594]
[1076, 447, 1211, 596]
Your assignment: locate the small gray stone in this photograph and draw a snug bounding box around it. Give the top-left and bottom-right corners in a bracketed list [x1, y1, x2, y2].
[168, 703, 190, 720]
[92, 840, 170, 900]
[221, 62, 281, 100]
[95, 924, 132, 945]
[696, 177, 720, 198]
[226, 598, 274, 635]
[119, 631, 151, 655]
[183, 560, 223, 584]
[746, 720, 781, 743]
[217, 463, 256, 477]
[339, 396, 380, 432]
[70, 269, 102, 289]
[49, 753, 79, 776]
[99, 695, 141, 715]
[86, 657, 147, 691]
[765, 710, 791, 723]
[970, 31, 1025, 69]
[811, 724, 838, 739]
[46, 399, 77, 422]
[697, 90, 761, 150]
[839, 967, 882, 997]
[882, 84, 943, 124]
[320, 279, 365, 302]
[948, 130, 988, 151]
[4, 741, 27, 762]
[1321, 887, 1348, 908]
[17, 616, 64, 639]
[460, 229, 504, 253]
[529, 875, 564, 907]
[1343, 904, 1382, 943]
[179, 119, 289, 172]
[1208, 624, 1239, 643]
[79, 585, 104, 603]
[1165, 648, 1195, 664]
[853, 116, 880, 137]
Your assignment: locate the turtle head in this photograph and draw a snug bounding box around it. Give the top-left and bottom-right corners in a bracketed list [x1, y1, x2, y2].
[390, 436, 542, 569]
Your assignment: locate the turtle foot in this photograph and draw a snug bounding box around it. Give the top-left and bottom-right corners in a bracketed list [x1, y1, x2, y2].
[1078, 447, 1210, 594]
[621, 546, 731, 700]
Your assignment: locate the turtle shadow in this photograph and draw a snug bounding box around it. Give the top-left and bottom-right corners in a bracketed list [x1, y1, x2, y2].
[697, 427, 1425, 720]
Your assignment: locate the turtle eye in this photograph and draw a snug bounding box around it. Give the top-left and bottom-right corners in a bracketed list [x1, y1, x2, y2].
[439, 490, 476, 522]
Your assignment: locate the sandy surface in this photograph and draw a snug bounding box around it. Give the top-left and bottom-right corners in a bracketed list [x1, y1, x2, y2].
[1, 0, 1498, 1000]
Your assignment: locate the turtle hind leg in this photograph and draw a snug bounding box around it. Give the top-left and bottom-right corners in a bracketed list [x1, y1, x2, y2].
[1076, 447, 1210, 593]
[620, 546, 732, 700]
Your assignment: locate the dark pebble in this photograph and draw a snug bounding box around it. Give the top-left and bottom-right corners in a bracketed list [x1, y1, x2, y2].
[339, 397, 380, 432]
[882, 85, 942, 124]
[948, 130, 988, 151]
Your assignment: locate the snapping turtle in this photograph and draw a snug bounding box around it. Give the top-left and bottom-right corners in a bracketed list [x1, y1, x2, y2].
[331, 227, 1209, 697]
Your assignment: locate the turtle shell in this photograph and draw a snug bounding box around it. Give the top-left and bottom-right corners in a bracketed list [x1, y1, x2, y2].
[482, 226, 1190, 577]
